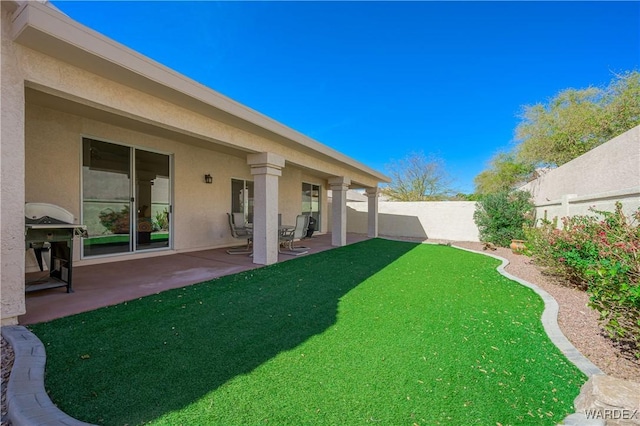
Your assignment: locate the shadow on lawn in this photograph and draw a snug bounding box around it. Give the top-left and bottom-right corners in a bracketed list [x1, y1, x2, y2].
[30, 238, 420, 425]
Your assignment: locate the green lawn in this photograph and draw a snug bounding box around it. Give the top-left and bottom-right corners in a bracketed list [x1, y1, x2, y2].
[29, 239, 586, 425]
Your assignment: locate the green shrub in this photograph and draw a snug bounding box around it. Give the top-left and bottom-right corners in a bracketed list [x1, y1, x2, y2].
[98, 205, 130, 234]
[473, 190, 534, 247]
[525, 203, 640, 354]
[152, 208, 169, 232]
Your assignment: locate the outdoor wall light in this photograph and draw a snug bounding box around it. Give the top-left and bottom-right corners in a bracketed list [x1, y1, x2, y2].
[204, 174, 213, 184]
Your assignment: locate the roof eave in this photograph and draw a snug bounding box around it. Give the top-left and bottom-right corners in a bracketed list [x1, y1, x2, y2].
[11, 1, 390, 184]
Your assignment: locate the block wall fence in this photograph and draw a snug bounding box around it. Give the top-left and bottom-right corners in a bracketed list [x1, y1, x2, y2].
[520, 125, 639, 226]
[337, 126, 639, 241]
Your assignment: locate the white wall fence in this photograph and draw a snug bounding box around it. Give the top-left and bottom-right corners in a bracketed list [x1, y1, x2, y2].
[534, 187, 640, 226]
[520, 125, 639, 225]
[338, 126, 639, 242]
[346, 201, 480, 242]
[340, 186, 637, 243]
[520, 126, 640, 220]
[341, 187, 638, 243]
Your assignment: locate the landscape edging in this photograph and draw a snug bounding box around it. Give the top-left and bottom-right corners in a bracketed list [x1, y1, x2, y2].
[1, 325, 96, 426]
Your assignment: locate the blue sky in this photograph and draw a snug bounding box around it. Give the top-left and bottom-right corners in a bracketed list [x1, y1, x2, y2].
[51, 1, 639, 194]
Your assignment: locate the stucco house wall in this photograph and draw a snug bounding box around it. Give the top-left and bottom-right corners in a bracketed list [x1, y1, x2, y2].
[25, 102, 334, 257]
[1, 1, 387, 324]
[1, 3, 27, 323]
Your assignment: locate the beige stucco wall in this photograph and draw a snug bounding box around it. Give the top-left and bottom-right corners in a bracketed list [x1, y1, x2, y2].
[1, 4, 26, 325]
[18, 45, 380, 189]
[16, 40, 365, 270]
[521, 126, 640, 204]
[346, 201, 480, 242]
[533, 189, 640, 226]
[520, 125, 640, 224]
[2, 2, 382, 324]
[25, 103, 330, 265]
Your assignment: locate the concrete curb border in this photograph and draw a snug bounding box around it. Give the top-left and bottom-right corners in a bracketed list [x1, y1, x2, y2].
[1, 325, 95, 426]
[451, 244, 604, 378]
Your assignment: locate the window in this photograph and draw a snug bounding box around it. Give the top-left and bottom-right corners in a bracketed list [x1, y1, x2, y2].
[231, 178, 254, 224]
[302, 182, 321, 231]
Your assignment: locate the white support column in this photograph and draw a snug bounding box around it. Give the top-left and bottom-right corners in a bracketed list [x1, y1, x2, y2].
[247, 152, 285, 265]
[365, 187, 380, 238]
[328, 176, 351, 247]
[1, 4, 26, 325]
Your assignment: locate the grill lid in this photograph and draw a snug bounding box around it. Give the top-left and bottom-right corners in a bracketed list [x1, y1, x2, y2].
[25, 215, 69, 225]
[25, 203, 75, 224]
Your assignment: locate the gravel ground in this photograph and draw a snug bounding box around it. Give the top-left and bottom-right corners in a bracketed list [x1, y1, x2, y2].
[1, 240, 637, 424]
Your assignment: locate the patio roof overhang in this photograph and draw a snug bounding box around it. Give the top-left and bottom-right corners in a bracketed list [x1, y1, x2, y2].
[10, 1, 390, 187]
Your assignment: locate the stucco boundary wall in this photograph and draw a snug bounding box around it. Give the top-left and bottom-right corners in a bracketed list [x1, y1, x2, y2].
[341, 126, 640, 242]
[520, 125, 640, 223]
[347, 201, 480, 242]
[533, 187, 640, 226]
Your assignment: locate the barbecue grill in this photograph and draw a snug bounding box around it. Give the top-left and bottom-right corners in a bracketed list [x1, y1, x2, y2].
[25, 203, 87, 293]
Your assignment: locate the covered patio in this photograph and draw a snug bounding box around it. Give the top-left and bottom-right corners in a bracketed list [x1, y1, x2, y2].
[20, 233, 370, 325]
[1, 1, 389, 326]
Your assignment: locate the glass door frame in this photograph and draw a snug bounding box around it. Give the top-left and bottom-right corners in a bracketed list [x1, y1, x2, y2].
[80, 136, 173, 259]
[134, 147, 172, 252]
[231, 178, 254, 225]
[301, 181, 321, 232]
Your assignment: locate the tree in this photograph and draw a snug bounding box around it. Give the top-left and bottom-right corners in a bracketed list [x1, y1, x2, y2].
[474, 152, 535, 195]
[515, 71, 640, 167]
[381, 152, 454, 201]
[516, 87, 603, 166]
[473, 70, 639, 196]
[600, 70, 640, 140]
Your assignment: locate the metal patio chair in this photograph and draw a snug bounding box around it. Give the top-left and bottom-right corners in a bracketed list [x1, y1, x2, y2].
[278, 214, 310, 256]
[226, 213, 253, 255]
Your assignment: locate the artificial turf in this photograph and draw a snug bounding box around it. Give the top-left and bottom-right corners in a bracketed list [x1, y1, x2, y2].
[29, 238, 586, 425]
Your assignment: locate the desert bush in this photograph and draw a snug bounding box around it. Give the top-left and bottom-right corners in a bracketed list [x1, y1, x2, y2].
[473, 190, 534, 247]
[525, 203, 640, 353]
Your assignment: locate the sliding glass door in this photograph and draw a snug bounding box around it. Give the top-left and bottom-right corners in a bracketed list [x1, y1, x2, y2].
[82, 138, 171, 257]
[231, 178, 254, 224]
[135, 149, 170, 251]
[302, 182, 321, 231]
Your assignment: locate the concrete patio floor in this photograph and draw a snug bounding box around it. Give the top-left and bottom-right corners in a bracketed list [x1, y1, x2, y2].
[19, 233, 370, 325]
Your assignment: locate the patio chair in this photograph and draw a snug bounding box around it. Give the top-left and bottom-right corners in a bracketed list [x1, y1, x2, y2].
[226, 213, 253, 255]
[279, 214, 310, 256]
[232, 212, 247, 229]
